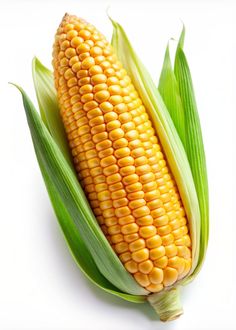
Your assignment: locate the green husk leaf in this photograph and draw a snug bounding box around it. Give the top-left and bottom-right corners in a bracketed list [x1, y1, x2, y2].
[158, 42, 186, 148]
[174, 29, 209, 277]
[111, 19, 201, 277]
[13, 84, 148, 297]
[32, 57, 72, 167]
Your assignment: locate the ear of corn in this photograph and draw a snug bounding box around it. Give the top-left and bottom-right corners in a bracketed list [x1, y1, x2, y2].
[13, 13, 209, 322]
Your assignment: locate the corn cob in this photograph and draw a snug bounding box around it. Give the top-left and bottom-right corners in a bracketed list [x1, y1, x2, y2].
[52, 14, 192, 293]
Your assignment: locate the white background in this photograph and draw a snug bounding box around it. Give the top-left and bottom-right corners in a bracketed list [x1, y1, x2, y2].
[0, 0, 235, 329]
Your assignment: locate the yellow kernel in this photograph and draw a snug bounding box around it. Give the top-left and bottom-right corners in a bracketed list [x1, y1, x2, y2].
[109, 182, 123, 192]
[79, 77, 90, 86]
[125, 260, 138, 273]
[109, 95, 123, 105]
[165, 244, 178, 258]
[89, 65, 103, 76]
[107, 120, 121, 132]
[126, 182, 142, 193]
[64, 68, 74, 80]
[94, 90, 110, 103]
[90, 46, 103, 56]
[111, 234, 123, 244]
[114, 103, 128, 114]
[136, 215, 153, 226]
[168, 256, 185, 274]
[115, 241, 129, 254]
[146, 235, 162, 249]
[119, 252, 131, 263]
[113, 197, 128, 208]
[129, 238, 145, 252]
[138, 260, 153, 274]
[69, 56, 79, 67]
[97, 190, 110, 202]
[96, 139, 112, 151]
[124, 233, 139, 243]
[64, 23, 74, 33]
[127, 191, 145, 201]
[154, 256, 168, 269]
[79, 84, 93, 95]
[121, 223, 138, 235]
[103, 208, 115, 218]
[149, 267, 163, 284]
[150, 246, 165, 261]
[93, 132, 109, 144]
[162, 233, 174, 246]
[109, 128, 124, 141]
[120, 165, 135, 176]
[71, 36, 84, 48]
[119, 215, 135, 226]
[178, 259, 191, 279]
[100, 61, 111, 70]
[115, 206, 131, 218]
[77, 43, 90, 54]
[183, 234, 191, 247]
[89, 116, 104, 127]
[108, 85, 122, 95]
[108, 225, 120, 235]
[91, 122, 105, 134]
[93, 83, 108, 93]
[122, 174, 139, 186]
[106, 173, 121, 184]
[100, 155, 116, 167]
[61, 40, 70, 51]
[177, 246, 191, 259]
[157, 225, 172, 236]
[132, 206, 150, 218]
[153, 215, 169, 227]
[118, 156, 134, 167]
[151, 207, 166, 219]
[91, 74, 107, 85]
[129, 199, 146, 210]
[94, 175, 106, 185]
[82, 57, 95, 69]
[100, 101, 114, 113]
[95, 55, 105, 64]
[140, 173, 155, 184]
[163, 267, 178, 286]
[111, 189, 126, 200]
[79, 29, 91, 40]
[139, 225, 156, 238]
[103, 164, 119, 176]
[132, 248, 149, 263]
[81, 93, 93, 103]
[146, 283, 163, 293]
[134, 272, 150, 287]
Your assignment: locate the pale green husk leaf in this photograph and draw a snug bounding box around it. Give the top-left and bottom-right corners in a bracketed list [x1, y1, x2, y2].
[32, 57, 72, 166]
[158, 42, 186, 147]
[174, 29, 209, 277]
